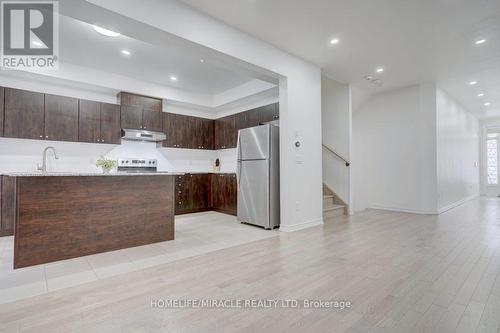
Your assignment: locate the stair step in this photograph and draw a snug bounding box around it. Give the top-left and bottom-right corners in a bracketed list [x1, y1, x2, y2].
[323, 204, 345, 212]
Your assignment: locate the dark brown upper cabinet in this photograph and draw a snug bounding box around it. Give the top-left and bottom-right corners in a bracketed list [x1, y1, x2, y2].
[119, 92, 162, 131]
[201, 118, 214, 150]
[215, 114, 236, 149]
[79, 100, 121, 144]
[245, 108, 262, 129]
[44, 94, 79, 142]
[259, 103, 279, 123]
[121, 105, 143, 130]
[100, 103, 121, 144]
[162, 113, 213, 150]
[175, 114, 192, 149]
[79, 100, 101, 143]
[0, 87, 4, 137]
[194, 117, 214, 150]
[162, 112, 177, 148]
[142, 109, 163, 132]
[4, 88, 45, 140]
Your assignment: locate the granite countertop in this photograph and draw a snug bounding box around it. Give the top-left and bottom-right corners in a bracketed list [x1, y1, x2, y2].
[1, 171, 236, 177]
[2, 172, 186, 177]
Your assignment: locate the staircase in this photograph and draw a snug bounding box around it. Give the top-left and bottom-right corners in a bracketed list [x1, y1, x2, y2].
[323, 185, 347, 220]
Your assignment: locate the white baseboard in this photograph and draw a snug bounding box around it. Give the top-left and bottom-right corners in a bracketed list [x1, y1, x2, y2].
[370, 194, 480, 215]
[437, 194, 479, 214]
[370, 205, 438, 215]
[279, 218, 324, 232]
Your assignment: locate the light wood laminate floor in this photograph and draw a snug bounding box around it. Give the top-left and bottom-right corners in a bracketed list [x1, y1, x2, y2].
[1, 197, 500, 332]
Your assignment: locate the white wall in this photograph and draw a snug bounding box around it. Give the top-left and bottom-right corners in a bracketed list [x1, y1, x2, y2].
[436, 89, 480, 212]
[352, 84, 438, 214]
[321, 76, 351, 207]
[88, 0, 324, 231]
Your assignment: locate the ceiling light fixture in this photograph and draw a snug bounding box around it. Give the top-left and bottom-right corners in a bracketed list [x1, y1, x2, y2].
[375, 67, 384, 73]
[200, 59, 205, 63]
[469, 81, 478, 85]
[484, 102, 491, 107]
[477, 93, 484, 97]
[475, 39, 486, 45]
[329, 38, 339, 45]
[170, 76, 178, 81]
[121, 50, 131, 56]
[93, 25, 120, 37]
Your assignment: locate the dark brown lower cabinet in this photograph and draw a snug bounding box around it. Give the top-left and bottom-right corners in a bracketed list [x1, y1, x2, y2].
[174, 173, 236, 216]
[0, 176, 16, 237]
[212, 173, 237, 216]
[175, 174, 212, 215]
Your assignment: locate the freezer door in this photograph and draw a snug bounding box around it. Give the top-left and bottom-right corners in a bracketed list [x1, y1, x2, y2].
[237, 159, 270, 228]
[237, 125, 270, 160]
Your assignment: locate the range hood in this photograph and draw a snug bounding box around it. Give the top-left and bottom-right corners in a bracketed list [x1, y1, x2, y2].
[121, 129, 166, 142]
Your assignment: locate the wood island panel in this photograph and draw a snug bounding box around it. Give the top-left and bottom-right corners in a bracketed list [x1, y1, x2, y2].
[13, 175, 175, 268]
[1, 176, 16, 236]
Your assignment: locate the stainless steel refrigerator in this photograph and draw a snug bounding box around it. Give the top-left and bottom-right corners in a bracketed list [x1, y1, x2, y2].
[237, 123, 280, 229]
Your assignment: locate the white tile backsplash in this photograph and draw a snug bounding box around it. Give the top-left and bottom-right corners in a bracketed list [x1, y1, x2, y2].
[0, 137, 237, 174]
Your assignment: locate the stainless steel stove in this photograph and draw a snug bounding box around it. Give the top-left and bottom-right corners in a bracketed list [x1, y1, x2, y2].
[117, 158, 158, 173]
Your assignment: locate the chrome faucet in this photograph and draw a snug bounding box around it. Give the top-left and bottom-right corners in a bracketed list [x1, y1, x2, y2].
[37, 146, 59, 172]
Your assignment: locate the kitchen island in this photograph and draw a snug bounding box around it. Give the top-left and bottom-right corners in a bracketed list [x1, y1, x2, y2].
[4, 173, 179, 268]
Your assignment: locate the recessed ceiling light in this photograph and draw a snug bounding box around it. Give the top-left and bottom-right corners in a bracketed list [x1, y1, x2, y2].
[477, 93, 484, 97]
[200, 59, 205, 63]
[121, 49, 131, 56]
[469, 81, 478, 85]
[93, 25, 120, 37]
[484, 102, 491, 107]
[475, 39, 486, 45]
[170, 76, 178, 81]
[329, 38, 339, 45]
[375, 67, 384, 73]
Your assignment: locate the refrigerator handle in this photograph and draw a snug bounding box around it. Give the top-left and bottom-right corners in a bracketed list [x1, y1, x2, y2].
[236, 130, 242, 188]
[237, 130, 242, 160]
[236, 160, 241, 188]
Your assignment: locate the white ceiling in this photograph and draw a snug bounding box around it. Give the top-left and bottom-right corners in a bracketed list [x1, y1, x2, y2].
[181, 0, 500, 119]
[58, 15, 253, 95]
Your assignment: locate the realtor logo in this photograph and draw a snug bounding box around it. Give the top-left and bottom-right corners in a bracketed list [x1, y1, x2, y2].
[1, 1, 59, 69]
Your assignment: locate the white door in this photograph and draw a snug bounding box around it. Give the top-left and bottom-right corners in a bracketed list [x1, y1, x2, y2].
[486, 133, 499, 195]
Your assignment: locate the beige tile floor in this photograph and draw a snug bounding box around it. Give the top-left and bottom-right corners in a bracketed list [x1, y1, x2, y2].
[0, 211, 279, 305]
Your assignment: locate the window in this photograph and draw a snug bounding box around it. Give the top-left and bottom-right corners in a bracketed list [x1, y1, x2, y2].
[487, 137, 498, 185]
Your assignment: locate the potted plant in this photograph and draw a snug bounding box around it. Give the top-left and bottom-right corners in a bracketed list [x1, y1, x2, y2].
[96, 156, 117, 174]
